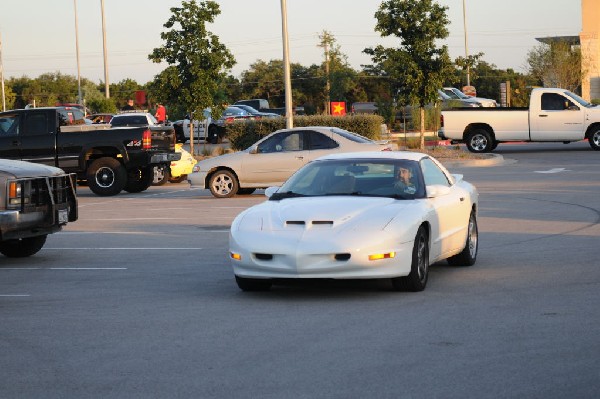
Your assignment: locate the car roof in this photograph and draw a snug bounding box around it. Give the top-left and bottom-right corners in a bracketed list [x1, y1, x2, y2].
[314, 151, 428, 162]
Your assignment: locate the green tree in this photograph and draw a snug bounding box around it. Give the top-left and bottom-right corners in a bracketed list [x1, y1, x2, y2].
[365, 0, 453, 148]
[527, 41, 582, 93]
[148, 0, 235, 150]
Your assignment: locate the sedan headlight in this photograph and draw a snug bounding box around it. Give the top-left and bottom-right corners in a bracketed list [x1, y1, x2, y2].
[192, 165, 202, 173]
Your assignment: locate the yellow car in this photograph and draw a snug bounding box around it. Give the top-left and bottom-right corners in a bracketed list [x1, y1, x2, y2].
[153, 144, 197, 185]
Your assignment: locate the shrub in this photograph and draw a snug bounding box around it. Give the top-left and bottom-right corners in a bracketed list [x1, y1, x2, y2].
[226, 114, 384, 150]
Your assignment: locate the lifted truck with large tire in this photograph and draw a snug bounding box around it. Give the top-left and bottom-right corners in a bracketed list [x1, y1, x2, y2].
[0, 107, 180, 196]
[0, 159, 78, 258]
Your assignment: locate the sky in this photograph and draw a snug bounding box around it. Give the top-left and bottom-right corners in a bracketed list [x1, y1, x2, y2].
[0, 0, 582, 85]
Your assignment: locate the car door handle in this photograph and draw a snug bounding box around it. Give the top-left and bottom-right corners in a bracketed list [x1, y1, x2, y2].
[539, 114, 548, 117]
[295, 156, 304, 160]
[460, 197, 465, 202]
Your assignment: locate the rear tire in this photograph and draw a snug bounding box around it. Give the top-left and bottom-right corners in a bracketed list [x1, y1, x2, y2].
[0, 235, 47, 258]
[86, 157, 127, 196]
[466, 128, 493, 153]
[124, 167, 153, 193]
[235, 276, 272, 291]
[391, 226, 429, 292]
[447, 211, 478, 266]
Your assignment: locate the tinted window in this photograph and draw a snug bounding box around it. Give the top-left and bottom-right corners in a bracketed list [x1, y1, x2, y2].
[308, 131, 338, 150]
[24, 112, 48, 135]
[421, 157, 450, 187]
[541, 93, 574, 111]
[257, 131, 304, 153]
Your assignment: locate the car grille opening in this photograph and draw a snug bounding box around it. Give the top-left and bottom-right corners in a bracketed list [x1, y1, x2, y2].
[334, 253, 351, 261]
[286, 221, 305, 226]
[312, 221, 333, 225]
[254, 253, 273, 261]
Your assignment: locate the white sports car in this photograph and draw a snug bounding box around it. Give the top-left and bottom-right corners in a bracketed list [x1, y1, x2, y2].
[229, 151, 479, 292]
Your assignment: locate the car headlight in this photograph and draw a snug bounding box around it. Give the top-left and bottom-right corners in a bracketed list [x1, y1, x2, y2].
[192, 165, 202, 173]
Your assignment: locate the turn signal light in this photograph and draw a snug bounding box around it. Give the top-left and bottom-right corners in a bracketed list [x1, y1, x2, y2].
[368, 252, 395, 261]
[230, 252, 242, 261]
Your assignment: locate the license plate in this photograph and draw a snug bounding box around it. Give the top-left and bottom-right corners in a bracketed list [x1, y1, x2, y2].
[58, 209, 69, 224]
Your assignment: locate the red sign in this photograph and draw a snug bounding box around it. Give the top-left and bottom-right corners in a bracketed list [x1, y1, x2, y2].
[462, 86, 477, 97]
[331, 101, 346, 116]
[135, 90, 147, 106]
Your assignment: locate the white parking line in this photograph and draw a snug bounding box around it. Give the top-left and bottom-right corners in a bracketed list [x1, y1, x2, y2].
[0, 294, 30, 297]
[0, 267, 127, 270]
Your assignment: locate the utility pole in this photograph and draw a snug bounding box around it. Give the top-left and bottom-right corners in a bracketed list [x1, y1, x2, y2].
[280, 0, 293, 128]
[100, 0, 110, 98]
[73, 0, 82, 105]
[462, 0, 470, 86]
[318, 31, 331, 115]
[0, 32, 5, 111]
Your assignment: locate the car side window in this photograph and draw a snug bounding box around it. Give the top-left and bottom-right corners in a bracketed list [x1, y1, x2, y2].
[541, 93, 573, 111]
[308, 131, 338, 150]
[0, 114, 21, 136]
[24, 112, 48, 136]
[257, 132, 303, 153]
[420, 158, 450, 187]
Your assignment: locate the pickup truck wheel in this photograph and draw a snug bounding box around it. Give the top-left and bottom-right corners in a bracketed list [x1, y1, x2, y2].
[87, 157, 127, 196]
[209, 170, 238, 198]
[0, 235, 47, 258]
[466, 129, 493, 153]
[152, 165, 170, 186]
[124, 167, 154, 193]
[588, 128, 600, 150]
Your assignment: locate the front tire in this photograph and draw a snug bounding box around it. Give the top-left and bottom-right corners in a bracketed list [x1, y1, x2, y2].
[86, 157, 127, 196]
[124, 167, 153, 193]
[588, 127, 600, 150]
[391, 226, 429, 292]
[0, 235, 47, 258]
[466, 128, 493, 153]
[208, 170, 239, 198]
[447, 211, 478, 266]
[235, 276, 272, 291]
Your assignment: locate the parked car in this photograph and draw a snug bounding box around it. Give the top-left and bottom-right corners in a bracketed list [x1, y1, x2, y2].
[0, 159, 78, 257]
[109, 112, 164, 127]
[229, 151, 479, 292]
[152, 143, 197, 185]
[438, 90, 481, 108]
[188, 126, 392, 198]
[232, 104, 280, 118]
[442, 87, 498, 107]
[208, 106, 255, 144]
[88, 113, 114, 124]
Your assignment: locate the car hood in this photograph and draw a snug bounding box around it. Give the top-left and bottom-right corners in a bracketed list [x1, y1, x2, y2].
[0, 159, 66, 179]
[233, 196, 424, 238]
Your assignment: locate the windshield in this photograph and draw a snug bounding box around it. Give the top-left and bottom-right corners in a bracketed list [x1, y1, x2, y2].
[565, 91, 592, 108]
[270, 158, 425, 200]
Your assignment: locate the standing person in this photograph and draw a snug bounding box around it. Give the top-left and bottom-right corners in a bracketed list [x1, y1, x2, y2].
[122, 99, 135, 111]
[154, 103, 167, 124]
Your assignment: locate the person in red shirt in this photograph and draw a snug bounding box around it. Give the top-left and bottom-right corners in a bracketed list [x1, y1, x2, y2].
[154, 103, 167, 123]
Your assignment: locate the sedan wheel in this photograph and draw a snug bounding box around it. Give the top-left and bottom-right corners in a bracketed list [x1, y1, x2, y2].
[391, 226, 429, 292]
[447, 211, 478, 266]
[208, 170, 239, 198]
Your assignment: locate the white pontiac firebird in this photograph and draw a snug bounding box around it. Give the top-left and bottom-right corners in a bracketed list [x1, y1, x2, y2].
[229, 151, 479, 292]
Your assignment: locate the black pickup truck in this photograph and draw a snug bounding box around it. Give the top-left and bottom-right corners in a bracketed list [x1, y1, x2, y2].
[0, 107, 180, 196]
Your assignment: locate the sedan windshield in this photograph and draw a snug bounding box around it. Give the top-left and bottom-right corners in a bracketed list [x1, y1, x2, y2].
[271, 159, 426, 200]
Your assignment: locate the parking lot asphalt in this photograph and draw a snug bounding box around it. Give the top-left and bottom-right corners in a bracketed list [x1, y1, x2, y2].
[1, 141, 599, 398]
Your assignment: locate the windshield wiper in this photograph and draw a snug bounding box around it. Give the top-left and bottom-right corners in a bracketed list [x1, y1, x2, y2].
[269, 191, 307, 201]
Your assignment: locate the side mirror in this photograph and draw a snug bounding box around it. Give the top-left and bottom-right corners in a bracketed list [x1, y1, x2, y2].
[249, 145, 258, 154]
[265, 186, 279, 198]
[427, 184, 451, 198]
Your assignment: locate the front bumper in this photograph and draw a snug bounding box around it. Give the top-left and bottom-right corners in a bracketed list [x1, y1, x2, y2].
[187, 171, 209, 189]
[0, 205, 69, 240]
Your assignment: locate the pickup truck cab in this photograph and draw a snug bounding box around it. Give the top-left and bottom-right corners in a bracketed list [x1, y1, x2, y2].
[438, 88, 600, 153]
[0, 107, 180, 196]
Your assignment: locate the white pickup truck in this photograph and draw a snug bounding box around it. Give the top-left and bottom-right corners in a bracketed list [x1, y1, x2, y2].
[438, 88, 600, 153]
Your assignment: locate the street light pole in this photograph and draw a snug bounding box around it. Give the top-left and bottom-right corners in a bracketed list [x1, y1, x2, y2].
[280, 0, 293, 128]
[73, 0, 82, 105]
[0, 32, 6, 112]
[100, 0, 110, 98]
[462, 0, 470, 87]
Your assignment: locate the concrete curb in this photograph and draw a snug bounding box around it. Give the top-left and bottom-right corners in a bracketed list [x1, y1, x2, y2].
[437, 153, 507, 168]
